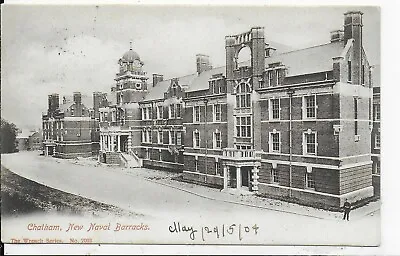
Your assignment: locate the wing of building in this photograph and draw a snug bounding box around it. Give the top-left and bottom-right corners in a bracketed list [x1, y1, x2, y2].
[97, 11, 375, 207]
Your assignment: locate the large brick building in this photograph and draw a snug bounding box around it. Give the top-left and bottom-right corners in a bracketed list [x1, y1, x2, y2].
[42, 91, 108, 158]
[99, 11, 375, 207]
[371, 64, 380, 197]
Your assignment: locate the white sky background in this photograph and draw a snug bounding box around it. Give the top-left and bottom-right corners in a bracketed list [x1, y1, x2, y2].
[1, 5, 380, 130]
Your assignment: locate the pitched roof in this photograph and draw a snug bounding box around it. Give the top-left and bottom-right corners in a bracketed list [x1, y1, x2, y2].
[266, 41, 343, 77]
[143, 41, 344, 101]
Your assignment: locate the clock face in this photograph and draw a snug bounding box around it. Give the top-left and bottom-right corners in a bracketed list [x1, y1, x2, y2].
[133, 59, 141, 67]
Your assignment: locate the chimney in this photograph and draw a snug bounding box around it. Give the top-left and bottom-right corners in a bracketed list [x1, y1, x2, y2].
[330, 29, 344, 43]
[196, 54, 212, 75]
[47, 93, 59, 116]
[73, 92, 82, 105]
[93, 92, 108, 119]
[53, 93, 60, 110]
[152, 74, 164, 87]
[343, 10, 363, 84]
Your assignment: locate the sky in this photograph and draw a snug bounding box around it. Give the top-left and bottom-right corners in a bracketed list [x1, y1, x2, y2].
[1, 5, 380, 130]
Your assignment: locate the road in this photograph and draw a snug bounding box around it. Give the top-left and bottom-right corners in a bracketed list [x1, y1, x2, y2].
[1, 152, 380, 245]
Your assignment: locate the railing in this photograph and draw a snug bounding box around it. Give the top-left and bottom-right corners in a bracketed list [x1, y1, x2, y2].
[120, 153, 128, 167]
[222, 148, 262, 160]
[128, 150, 143, 167]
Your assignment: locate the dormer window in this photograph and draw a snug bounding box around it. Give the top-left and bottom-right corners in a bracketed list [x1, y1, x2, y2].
[172, 85, 177, 97]
[268, 71, 273, 87]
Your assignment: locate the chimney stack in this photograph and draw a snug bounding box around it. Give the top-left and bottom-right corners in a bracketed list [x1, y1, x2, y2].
[73, 92, 82, 105]
[152, 74, 164, 87]
[196, 54, 212, 75]
[47, 93, 59, 116]
[330, 29, 344, 43]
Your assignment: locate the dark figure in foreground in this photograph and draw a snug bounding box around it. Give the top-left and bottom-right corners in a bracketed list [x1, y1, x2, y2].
[343, 199, 351, 221]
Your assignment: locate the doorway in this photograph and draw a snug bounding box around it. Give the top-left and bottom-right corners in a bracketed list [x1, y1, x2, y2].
[229, 166, 237, 188]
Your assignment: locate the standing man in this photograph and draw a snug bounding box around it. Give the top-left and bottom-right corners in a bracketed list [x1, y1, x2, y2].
[343, 199, 351, 221]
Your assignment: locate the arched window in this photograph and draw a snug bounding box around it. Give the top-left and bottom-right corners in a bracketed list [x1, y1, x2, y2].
[236, 83, 251, 108]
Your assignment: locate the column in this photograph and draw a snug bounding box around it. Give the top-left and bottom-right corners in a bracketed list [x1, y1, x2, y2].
[223, 165, 228, 189]
[251, 166, 259, 192]
[117, 135, 121, 152]
[128, 133, 132, 152]
[100, 135, 103, 151]
[111, 135, 115, 152]
[45, 146, 48, 156]
[236, 166, 241, 189]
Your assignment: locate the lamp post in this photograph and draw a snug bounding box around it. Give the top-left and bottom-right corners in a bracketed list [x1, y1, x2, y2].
[287, 88, 295, 198]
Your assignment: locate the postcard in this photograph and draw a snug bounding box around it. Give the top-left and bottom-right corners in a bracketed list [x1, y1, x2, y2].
[1, 3, 381, 252]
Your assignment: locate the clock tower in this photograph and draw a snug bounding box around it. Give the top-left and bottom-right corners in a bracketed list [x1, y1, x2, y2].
[115, 42, 149, 104]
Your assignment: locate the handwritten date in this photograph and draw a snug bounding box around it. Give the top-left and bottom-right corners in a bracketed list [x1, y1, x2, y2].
[168, 221, 259, 241]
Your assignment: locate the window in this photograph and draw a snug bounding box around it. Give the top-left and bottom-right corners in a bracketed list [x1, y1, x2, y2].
[373, 160, 381, 174]
[147, 130, 152, 143]
[163, 131, 169, 145]
[375, 132, 381, 149]
[215, 161, 221, 176]
[275, 70, 280, 85]
[303, 131, 317, 155]
[159, 150, 162, 161]
[176, 132, 182, 145]
[268, 71, 273, 87]
[213, 130, 222, 149]
[348, 60, 352, 82]
[270, 99, 280, 120]
[303, 95, 317, 119]
[373, 104, 380, 121]
[306, 171, 315, 189]
[269, 132, 281, 153]
[195, 159, 199, 172]
[142, 108, 148, 120]
[361, 64, 365, 85]
[194, 106, 201, 123]
[169, 104, 175, 119]
[214, 104, 221, 122]
[236, 116, 251, 138]
[236, 83, 251, 108]
[173, 86, 177, 97]
[176, 104, 182, 118]
[146, 149, 150, 160]
[158, 131, 163, 144]
[354, 97, 359, 135]
[170, 131, 176, 145]
[271, 168, 279, 183]
[193, 130, 200, 148]
[157, 106, 163, 120]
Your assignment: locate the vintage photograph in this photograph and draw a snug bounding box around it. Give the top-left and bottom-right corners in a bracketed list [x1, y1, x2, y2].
[1, 4, 381, 247]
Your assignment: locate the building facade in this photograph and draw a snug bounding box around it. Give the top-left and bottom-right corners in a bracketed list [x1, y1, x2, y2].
[371, 64, 381, 197]
[100, 11, 375, 207]
[42, 92, 108, 158]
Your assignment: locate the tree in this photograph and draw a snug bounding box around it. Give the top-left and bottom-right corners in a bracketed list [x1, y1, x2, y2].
[0, 118, 18, 153]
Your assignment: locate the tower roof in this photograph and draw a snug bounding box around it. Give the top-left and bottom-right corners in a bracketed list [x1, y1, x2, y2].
[122, 49, 141, 62]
